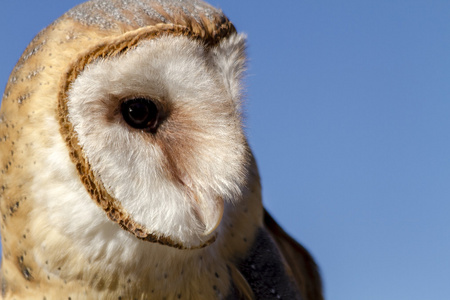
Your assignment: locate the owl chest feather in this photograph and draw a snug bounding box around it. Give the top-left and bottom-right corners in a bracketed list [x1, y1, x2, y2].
[1, 191, 265, 300]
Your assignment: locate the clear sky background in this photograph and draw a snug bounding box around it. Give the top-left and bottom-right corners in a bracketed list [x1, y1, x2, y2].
[1, 1, 450, 299]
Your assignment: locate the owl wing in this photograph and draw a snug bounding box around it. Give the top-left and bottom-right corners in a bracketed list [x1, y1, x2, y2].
[264, 209, 324, 300]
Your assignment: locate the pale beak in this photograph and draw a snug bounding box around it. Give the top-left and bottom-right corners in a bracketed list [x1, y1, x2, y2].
[201, 195, 224, 236]
[190, 191, 225, 236]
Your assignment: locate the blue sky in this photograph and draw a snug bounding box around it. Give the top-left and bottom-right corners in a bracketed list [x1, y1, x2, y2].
[2, 1, 450, 299]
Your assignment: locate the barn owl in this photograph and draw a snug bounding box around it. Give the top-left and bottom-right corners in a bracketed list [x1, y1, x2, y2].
[0, 0, 323, 299]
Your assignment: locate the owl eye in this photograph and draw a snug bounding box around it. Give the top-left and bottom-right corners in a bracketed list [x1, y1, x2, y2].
[121, 98, 159, 130]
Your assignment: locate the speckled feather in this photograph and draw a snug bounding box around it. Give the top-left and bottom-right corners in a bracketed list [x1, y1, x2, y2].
[0, 0, 323, 299]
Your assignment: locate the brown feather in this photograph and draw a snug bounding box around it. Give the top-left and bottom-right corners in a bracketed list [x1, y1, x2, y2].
[229, 264, 255, 300]
[264, 209, 324, 300]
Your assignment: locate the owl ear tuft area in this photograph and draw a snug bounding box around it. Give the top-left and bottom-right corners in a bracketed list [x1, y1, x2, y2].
[211, 33, 247, 105]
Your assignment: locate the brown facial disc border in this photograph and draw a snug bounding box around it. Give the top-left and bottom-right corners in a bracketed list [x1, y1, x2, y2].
[57, 23, 236, 250]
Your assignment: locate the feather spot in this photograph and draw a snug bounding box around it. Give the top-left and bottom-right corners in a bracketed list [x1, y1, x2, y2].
[22, 267, 32, 281]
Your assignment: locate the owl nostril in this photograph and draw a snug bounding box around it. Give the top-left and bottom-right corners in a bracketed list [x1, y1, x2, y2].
[121, 97, 159, 130]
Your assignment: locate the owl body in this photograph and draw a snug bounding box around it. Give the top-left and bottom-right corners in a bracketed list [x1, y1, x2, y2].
[0, 1, 322, 299]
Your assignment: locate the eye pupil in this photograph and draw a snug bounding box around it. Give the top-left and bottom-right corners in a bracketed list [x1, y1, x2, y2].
[128, 102, 149, 123]
[121, 98, 158, 129]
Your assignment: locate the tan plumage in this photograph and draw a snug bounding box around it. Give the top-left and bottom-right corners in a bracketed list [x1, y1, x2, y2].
[0, 0, 323, 299]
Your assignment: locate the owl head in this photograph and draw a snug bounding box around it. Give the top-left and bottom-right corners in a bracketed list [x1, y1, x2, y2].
[1, 0, 252, 253]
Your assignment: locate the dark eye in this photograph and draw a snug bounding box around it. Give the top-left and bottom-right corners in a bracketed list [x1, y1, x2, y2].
[121, 98, 159, 130]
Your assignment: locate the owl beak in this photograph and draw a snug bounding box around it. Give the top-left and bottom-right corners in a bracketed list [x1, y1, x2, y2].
[191, 193, 224, 237]
[201, 196, 224, 236]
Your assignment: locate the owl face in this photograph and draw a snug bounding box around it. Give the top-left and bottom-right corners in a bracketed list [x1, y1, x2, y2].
[50, 32, 249, 249]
